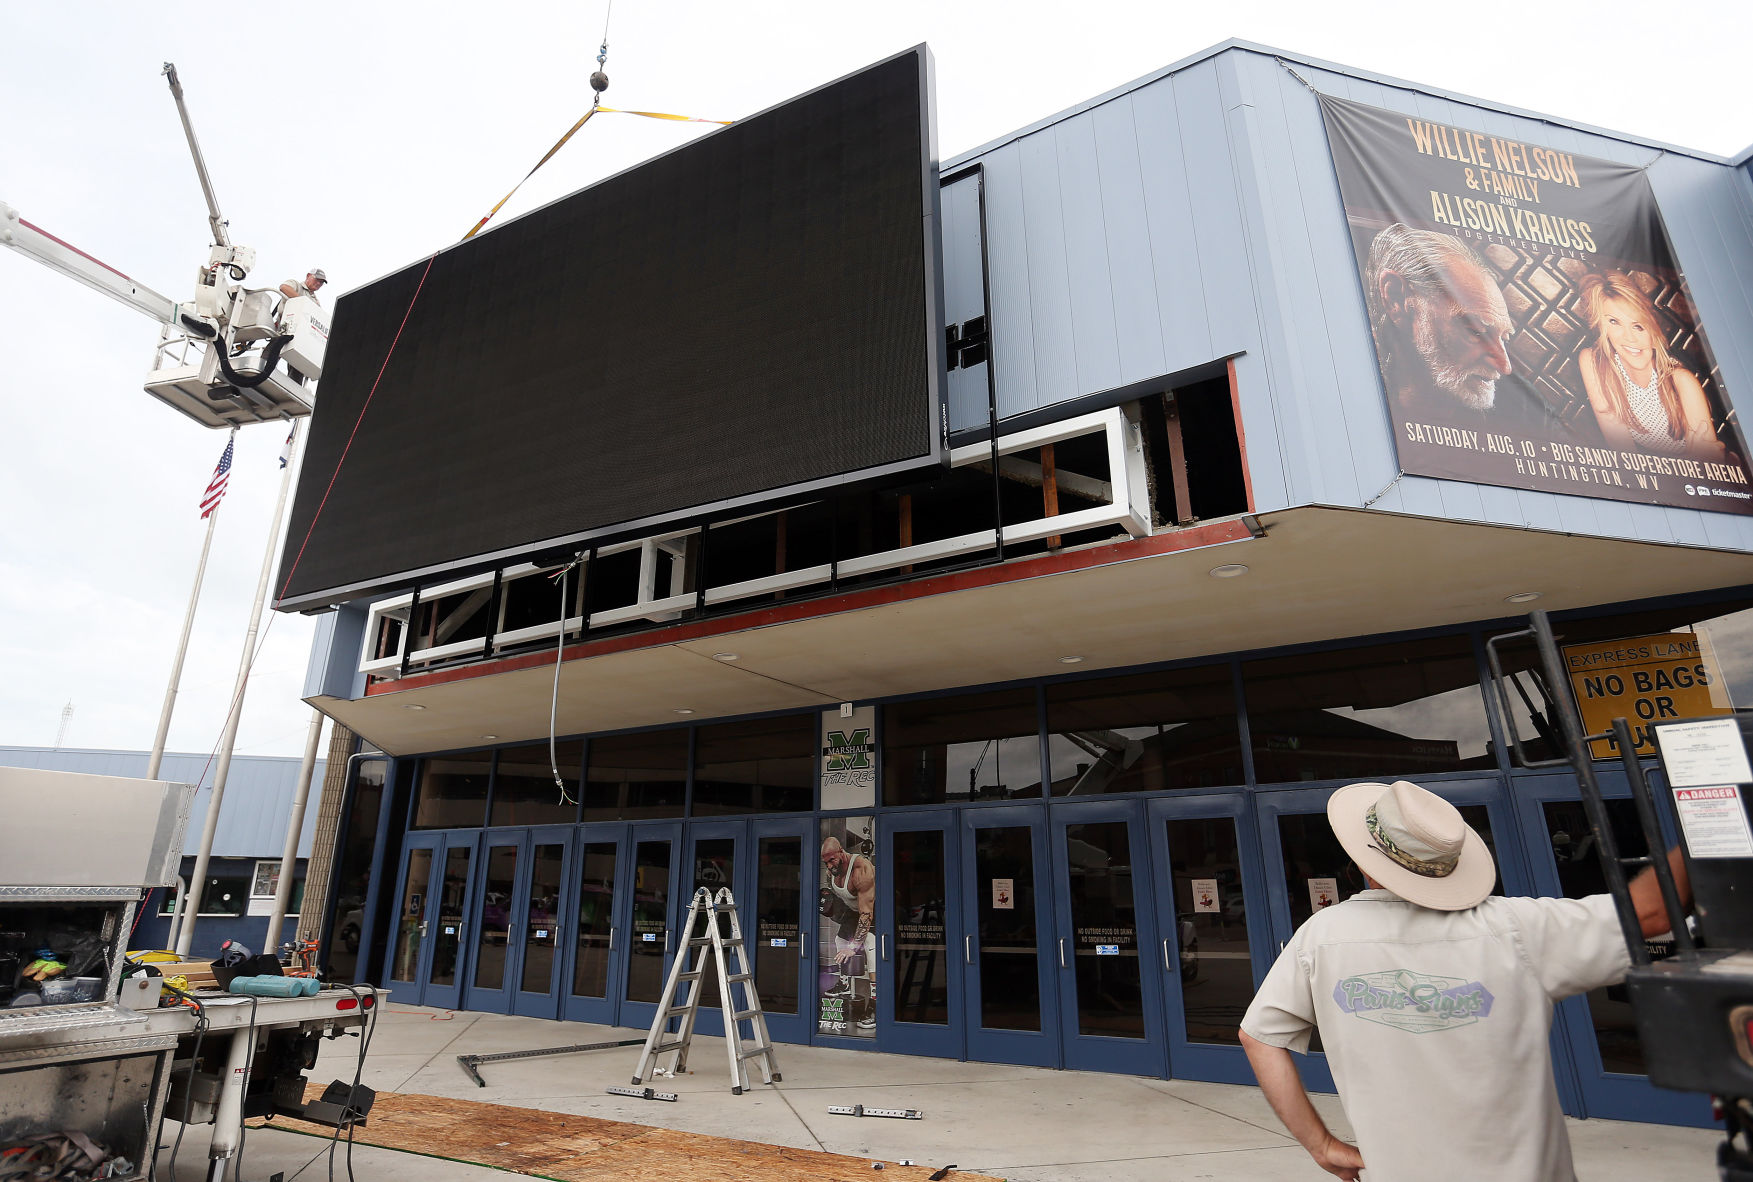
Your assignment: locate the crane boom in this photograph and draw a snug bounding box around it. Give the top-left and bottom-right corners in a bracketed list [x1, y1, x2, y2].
[0, 202, 178, 326]
[161, 63, 231, 249]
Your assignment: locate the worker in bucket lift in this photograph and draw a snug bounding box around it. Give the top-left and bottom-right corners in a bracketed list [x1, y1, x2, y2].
[821, 836, 877, 1031]
[279, 267, 327, 304]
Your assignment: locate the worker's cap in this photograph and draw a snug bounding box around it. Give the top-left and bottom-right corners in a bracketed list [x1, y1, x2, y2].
[309, 268, 328, 283]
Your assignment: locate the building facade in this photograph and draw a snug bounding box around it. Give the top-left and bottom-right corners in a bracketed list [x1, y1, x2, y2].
[296, 42, 1753, 1128]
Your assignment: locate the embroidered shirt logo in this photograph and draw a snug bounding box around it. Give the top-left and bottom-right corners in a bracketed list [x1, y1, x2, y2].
[1333, 970, 1494, 1033]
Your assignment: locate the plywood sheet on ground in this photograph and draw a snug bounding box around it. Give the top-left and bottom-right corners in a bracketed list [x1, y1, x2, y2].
[260, 1089, 999, 1182]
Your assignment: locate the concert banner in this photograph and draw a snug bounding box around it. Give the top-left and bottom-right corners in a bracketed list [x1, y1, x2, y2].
[1318, 94, 1751, 515]
[817, 816, 876, 1038]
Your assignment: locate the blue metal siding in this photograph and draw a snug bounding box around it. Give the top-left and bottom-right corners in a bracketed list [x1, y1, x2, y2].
[940, 42, 1753, 552]
[0, 746, 322, 858]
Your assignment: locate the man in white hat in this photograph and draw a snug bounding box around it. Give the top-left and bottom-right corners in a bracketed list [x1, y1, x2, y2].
[279, 267, 327, 304]
[1239, 779, 1690, 1181]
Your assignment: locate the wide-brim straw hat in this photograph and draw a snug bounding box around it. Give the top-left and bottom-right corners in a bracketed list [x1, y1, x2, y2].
[1327, 780, 1496, 911]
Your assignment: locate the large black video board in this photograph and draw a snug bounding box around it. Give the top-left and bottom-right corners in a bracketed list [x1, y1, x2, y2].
[277, 47, 943, 610]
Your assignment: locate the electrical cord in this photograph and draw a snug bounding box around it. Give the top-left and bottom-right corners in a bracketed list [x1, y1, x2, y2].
[549, 560, 580, 807]
[326, 984, 378, 1182]
[160, 985, 207, 1182]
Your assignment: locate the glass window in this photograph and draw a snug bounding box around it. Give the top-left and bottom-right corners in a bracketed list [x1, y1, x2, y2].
[1494, 599, 1752, 765]
[973, 826, 1041, 1031]
[413, 756, 490, 829]
[1540, 798, 1658, 1075]
[193, 866, 252, 917]
[325, 759, 384, 981]
[1046, 665, 1242, 795]
[584, 730, 687, 822]
[891, 829, 949, 1026]
[883, 688, 1042, 805]
[491, 742, 582, 826]
[1165, 817, 1255, 1046]
[1244, 636, 1493, 783]
[1062, 821, 1144, 1038]
[249, 860, 306, 914]
[692, 715, 814, 815]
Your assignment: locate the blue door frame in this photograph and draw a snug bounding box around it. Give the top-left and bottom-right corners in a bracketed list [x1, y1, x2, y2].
[747, 817, 815, 1045]
[1048, 798, 1165, 1075]
[877, 811, 965, 1059]
[1253, 776, 1531, 1095]
[618, 822, 685, 1034]
[960, 805, 1060, 1068]
[511, 826, 575, 1018]
[1510, 768, 1715, 1128]
[464, 831, 528, 1014]
[1147, 792, 1276, 1086]
[384, 831, 478, 1010]
[560, 825, 631, 1026]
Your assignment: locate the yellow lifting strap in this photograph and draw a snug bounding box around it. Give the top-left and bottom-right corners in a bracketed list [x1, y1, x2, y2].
[462, 105, 733, 241]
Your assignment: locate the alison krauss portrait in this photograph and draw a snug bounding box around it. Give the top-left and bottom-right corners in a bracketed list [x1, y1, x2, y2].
[1575, 270, 1731, 464]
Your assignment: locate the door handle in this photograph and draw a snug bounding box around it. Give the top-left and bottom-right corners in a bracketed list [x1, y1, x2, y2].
[420, 921, 429, 938]
[1058, 938, 1066, 969]
[1162, 939, 1172, 972]
[1278, 940, 1287, 954]
[608, 926, 615, 951]
[880, 933, 888, 961]
[800, 934, 808, 960]
[964, 935, 972, 964]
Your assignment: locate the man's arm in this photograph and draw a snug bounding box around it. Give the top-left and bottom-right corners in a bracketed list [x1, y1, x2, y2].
[852, 858, 876, 940]
[1629, 846, 1692, 939]
[1239, 1031, 1364, 1181]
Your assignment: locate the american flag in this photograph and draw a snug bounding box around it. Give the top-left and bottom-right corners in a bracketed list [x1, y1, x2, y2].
[200, 434, 235, 519]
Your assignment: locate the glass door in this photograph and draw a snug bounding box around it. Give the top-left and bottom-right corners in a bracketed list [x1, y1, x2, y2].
[511, 827, 573, 1017]
[683, 822, 742, 1038]
[618, 822, 683, 1033]
[423, 834, 479, 1011]
[877, 812, 963, 1058]
[385, 836, 438, 1003]
[748, 818, 813, 1044]
[1147, 793, 1273, 1085]
[960, 806, 1059, 1067]
[1048, 799, 1163, 1075]
[562, 827, 627, 1025]
[1513, 770, 1714, 1127]
[386, 833, 478, 1010]
[465, 832, 525, 1014]
[1254, 777, 1525, 1094]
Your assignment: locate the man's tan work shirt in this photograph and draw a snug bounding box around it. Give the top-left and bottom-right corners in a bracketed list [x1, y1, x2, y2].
[1240, 889, 1629, 1182]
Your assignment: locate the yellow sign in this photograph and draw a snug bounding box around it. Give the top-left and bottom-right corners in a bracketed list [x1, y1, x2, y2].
[1563, 631, 1730, 759]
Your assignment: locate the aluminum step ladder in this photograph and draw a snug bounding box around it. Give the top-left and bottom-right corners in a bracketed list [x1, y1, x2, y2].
[631, 886, 781, 1095]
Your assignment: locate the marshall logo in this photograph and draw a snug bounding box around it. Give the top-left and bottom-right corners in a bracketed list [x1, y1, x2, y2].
[822, 729, 873, 772]
[1333, 970, 1494, 1034]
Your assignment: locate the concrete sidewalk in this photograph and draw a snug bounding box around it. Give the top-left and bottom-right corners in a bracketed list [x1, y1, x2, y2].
[169, 1005, 1720, 1182]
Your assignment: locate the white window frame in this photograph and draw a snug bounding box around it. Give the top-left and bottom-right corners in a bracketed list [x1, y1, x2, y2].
[362, 406, 1152, 680]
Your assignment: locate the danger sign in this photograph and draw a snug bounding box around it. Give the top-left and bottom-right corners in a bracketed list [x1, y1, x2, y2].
[1563, 632, 1730, 760]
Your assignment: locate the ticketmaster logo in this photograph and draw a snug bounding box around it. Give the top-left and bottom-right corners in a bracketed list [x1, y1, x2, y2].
[1686, 484, 1752, 500]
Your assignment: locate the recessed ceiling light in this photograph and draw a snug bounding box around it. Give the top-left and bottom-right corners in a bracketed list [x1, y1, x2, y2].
[712, 653, 739, 662]
[674, 708, 695, 715]
[1058, 655, 1084, 665]
[1209, 564, 1250, 579]
[1505, 592, 1543, 604]
[481, 734, 499, 741]
[403, 704, 427, 711]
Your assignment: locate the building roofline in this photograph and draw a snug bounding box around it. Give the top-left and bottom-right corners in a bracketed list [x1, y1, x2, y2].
[0, 744, 323, 768]
[943, 38, 1738, 172]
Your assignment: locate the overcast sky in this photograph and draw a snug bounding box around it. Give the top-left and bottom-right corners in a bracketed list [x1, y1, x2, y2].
[3, 1, 1749, 761]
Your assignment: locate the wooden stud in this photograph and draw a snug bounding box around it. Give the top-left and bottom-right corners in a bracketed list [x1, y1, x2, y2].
[1161, 392, 1195, 526]
[1041, 443, 1062, 549]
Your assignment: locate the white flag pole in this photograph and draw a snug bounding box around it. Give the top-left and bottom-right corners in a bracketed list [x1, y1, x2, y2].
[175, 420, 303, 956]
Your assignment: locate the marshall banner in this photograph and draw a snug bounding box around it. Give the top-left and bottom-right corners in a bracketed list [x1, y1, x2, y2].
[1318, 94, 1751, 515]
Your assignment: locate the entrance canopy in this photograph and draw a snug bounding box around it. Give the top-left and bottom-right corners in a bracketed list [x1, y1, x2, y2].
[310, 505, 1753, 756]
